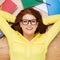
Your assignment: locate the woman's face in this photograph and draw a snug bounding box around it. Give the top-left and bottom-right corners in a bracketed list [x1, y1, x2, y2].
[20, 14, 38, 35]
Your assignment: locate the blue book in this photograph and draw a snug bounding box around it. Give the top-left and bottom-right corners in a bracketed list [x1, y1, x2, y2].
[46, 0, 60, 15]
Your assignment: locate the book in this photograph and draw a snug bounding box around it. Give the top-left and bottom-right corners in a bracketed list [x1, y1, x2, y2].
[46, 0, 60, 15]
[2, 0, 17, 13]
[22, 0, 43, 8]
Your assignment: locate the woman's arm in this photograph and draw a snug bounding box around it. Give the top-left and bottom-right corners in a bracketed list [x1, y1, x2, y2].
[0, 17, 16, 40]
[0, 10, 15, 23]
[43, 14, 60, 25]
[0, 17, 23, 45]
[0, 16, 25, 49]
[43, 15, 60, 47]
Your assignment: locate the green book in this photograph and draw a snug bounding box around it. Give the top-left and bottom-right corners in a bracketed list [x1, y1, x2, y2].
[21, 0, 43, 8]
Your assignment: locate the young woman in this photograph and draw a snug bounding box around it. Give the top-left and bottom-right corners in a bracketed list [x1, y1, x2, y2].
[0, 8, 60, 60]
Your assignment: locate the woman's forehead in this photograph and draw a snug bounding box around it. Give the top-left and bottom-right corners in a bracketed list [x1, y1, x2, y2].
[22, 14, 36, 19]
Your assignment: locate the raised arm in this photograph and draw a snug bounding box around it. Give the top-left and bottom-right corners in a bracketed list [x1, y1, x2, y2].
[0, 10, 15, 23]
[43, 14, 60, 25]
[0, 17, 14, 37]
[42, 14, 60, 47]
[0, 16, 24, 44]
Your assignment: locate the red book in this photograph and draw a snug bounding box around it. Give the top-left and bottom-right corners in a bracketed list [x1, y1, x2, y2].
[2, 0, 17, 13]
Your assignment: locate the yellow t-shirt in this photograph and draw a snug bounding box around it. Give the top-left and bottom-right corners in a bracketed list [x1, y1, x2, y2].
[0, 10, 60, 60]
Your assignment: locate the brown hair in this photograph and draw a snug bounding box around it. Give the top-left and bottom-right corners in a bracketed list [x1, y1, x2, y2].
[12, 8, 48, 34]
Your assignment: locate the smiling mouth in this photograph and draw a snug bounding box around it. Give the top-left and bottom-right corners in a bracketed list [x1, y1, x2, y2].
[26, 28, 33, 30]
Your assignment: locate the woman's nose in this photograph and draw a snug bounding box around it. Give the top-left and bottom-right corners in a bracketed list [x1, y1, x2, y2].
[28, 22, 31, 25]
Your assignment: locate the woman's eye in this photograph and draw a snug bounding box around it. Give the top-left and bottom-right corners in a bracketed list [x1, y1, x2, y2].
[23, 20, 27, 22]
[32, 20, 36, 22]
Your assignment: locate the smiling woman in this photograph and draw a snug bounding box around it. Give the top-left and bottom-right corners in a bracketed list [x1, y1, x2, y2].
[19, 14, 39, 40]
[0, 8, 60, 60]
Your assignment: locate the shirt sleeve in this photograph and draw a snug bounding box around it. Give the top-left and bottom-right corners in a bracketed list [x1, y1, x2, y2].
[0, 10, 15, 23]
[0, 17, 17, 41]
[0, 17, 24, 46]
[43, 14, 60, 25]
[42, 14, 60, 48]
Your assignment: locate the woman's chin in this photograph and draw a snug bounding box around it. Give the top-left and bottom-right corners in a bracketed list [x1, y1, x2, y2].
[25, 32, 34, 35]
